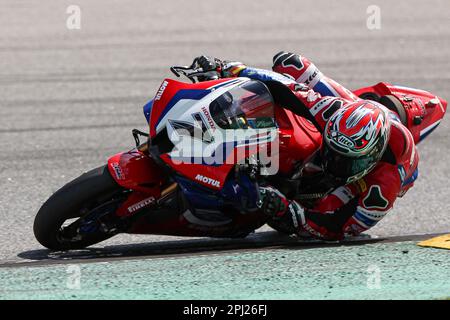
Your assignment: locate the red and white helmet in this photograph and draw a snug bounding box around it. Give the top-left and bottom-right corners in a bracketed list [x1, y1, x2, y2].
[322, 100, 391, 183]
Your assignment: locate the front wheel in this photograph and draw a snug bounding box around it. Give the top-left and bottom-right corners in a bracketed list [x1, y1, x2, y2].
[33, 165, 128, 250]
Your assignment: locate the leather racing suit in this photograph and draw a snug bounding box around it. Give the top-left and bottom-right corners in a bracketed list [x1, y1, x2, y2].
[216, 52, 420, 240]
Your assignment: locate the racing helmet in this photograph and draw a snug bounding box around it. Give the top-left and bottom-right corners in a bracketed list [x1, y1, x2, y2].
[322, 100, 391, 184]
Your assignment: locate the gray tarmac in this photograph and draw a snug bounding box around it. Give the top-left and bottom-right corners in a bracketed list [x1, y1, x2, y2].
[0, 0, 449, 264]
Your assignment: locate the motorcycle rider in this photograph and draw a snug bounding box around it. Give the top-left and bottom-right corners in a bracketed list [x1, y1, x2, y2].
[192, 52, 420, 240]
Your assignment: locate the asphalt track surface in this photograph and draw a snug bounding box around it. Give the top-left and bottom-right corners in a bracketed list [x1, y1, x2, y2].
[0, 0, 449, 269]
[1, 239, 449, 299]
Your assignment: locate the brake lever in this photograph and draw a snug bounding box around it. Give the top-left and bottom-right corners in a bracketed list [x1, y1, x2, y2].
[170, 67, 206, 83]
[170, 66, 182, 77]
[190, 57, 200, 69]
[185, 69, 208, 83]
[170, 57, 203, 81]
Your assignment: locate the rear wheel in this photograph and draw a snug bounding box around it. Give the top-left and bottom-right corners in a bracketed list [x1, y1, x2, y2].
[379, 95, 408, 125]
[33, 165, 128, 250]
[358, 92, 380, 102]
[359, 92, 408, 126]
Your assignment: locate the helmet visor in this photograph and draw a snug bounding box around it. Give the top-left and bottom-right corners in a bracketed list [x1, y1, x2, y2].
[322, 143, 380, 182]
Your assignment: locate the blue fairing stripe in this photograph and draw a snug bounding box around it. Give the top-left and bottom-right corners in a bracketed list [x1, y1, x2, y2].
[155, 79, 243, 127]
[240, 67, 296, 84]
[156, 89, 210, 127]
[208, 78, 242, 90]
[419, 122, 441, 142]
[143, 99, 154, 124]
[240, 67, 340, 98]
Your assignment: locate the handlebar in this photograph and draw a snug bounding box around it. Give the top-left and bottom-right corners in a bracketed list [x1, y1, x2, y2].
[170, 57, 219, 83]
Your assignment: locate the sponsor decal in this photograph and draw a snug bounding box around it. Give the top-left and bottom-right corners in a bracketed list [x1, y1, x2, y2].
[303, 223, 324, 238]
[288, 202, 305, 228]
[297, 64, 322, 86]
[333, 186, 354, 204]
[192, 112, 214, 143]
[303, 69, 319, 86]
[127, 196, 156, 213]
[155, 80, 168, 101]
[195, 174, 221, 188]
[331, 132, 356, 149]
[111, 162, 124, 180]
[201, 106, 216, 130]
[169, 111, 214, 143]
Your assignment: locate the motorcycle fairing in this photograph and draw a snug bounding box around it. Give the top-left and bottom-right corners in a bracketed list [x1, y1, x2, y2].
[160, 153, 233, 190]
[143, 99, 153, 124]
[353, 82, 447, 143]
[148, 77, 244, 138]
[174, 172, 259, 214]
[275, 106, 322, 174]
[149, 77, 279, 190]
[107, 149, 163, 194]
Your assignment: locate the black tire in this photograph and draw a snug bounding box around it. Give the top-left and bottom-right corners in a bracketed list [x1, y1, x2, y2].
[379, 95, 408, 126]
[33, 165, 124, 250]
[358, 92, 380, 102]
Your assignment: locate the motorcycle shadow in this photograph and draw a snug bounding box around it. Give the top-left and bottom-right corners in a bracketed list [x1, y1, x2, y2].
[17, 231, 381, 264]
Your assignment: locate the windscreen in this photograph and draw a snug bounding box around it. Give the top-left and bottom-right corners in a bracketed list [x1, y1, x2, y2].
[209, 80, 276, 130]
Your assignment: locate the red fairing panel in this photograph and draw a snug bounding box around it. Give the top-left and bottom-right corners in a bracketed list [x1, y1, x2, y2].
[353, 82, 447, 144]
[149, 78, 236, 138]
[159, 122, 281, 190]
[160, 153, 233, 190]
[107, 150, 163, 194]
[276, 107, 322, 174]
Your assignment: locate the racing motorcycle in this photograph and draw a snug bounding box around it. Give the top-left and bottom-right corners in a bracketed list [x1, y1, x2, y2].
[33, 59, 447, 250]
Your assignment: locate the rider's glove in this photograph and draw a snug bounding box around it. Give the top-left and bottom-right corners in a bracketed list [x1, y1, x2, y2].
[197, 55, 219, 72]
[221, 61, 247, 78]
[258, 186, 290, 218]
[196, 55, 247, 81]
[258, 186, 307, 234]
[196, 55, 221, 81]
